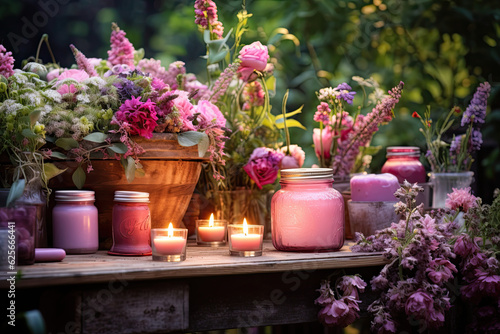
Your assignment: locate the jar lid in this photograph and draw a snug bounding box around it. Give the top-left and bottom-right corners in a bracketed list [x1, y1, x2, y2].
[280, 168, 334, 181]
[386, 146, 420, 157]
[114, 191, 150, 203]
[55, 190, 95, 202]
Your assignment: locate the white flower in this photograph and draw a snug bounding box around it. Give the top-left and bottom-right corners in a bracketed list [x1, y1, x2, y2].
[318, 87, 340, 101]
[83, 77, 106, 89]
[76, 94, 90, 104]
[41, 90, 62, 103]
[0, 100, 23, 115]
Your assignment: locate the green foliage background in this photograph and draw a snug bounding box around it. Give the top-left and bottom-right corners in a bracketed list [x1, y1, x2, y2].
[1, 0, 499, 201]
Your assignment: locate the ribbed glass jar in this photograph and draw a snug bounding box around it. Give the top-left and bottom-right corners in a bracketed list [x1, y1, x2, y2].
[52, 190, 98, 254]
[271, 168, 344, 252]
[109, 191, 152, 256]
[381, 146, 426, 183]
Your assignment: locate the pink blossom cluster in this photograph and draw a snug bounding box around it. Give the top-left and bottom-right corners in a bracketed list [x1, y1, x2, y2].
[194, 0, 224, 39]
[209, 61, 239, 104]
[241, 81, 265, 111]
[70, 44, 98, 77]
[108, 23, 135, 68]
[315, 276, 366, 328]
[313, 102, 330, 125]
[0, 44, 15, 78]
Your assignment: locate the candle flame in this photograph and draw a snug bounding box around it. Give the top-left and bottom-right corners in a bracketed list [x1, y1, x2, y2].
[168, 222, 173, 238]
[243, 218, 248, 236]
[209, 213, 214, 227]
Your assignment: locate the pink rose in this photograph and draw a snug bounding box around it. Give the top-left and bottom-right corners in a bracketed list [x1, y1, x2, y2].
[56, 69, 89, 95]
[237, 41, 269, 81]
[313, 127, 334, 160]
[279, 145, 305, 169]
[194, 100, 226, 129]
[243, 147, 284, 189]
[173, 90, 196, 131]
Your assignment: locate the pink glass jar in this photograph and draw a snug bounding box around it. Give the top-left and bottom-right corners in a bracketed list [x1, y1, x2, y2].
[271, 168, 344, 252]
[108, 191, 152, 256]
[381, 146, 426, 183]
[52, 190, 99, 254]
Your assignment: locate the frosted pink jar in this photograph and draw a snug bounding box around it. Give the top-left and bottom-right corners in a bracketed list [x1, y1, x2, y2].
[271, 168, 344, 252]
[52, 190, 99, 254]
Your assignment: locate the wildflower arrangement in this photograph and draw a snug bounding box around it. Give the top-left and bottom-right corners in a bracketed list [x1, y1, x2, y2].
[413, 82, 491, 172]
[313, 78, 404, 176]
[316, 182, 500, 332]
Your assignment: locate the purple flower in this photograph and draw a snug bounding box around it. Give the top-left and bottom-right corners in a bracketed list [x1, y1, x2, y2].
[113, 96, 158, 139]
[461, 82, 490, 127]
[114, 78, 143, 103]
[315, 280, 335, 305]
[470, 128, 483, 152]
[318, 297, 359, 328]
[454, 234, 479, 258]
[426, 258, 457, 284]
[338, 275, 367, 299]
[0, 44, 15, 78]
[243, 147, 284, 189]
[335, 83, 356, 105]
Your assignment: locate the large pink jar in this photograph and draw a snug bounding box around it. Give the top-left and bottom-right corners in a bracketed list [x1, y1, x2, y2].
[271, 168, 344, 252]
[52, 190, 99, 254]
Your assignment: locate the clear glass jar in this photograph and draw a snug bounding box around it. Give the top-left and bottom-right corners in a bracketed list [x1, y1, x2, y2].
[52, 190, 99, 254]
[381, 146, 426, 183]
[271, 168, 344, 252]
[109, 191, 152, 256]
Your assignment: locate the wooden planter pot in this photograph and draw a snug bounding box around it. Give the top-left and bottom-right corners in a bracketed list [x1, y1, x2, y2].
[48, 133, 209, 249]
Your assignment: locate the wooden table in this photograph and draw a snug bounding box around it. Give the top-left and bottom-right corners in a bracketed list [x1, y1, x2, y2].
[4, 241, 386, 334]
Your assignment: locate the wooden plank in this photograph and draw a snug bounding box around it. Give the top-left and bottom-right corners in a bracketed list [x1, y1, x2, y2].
[11, 241, 386, 288]
[81, 281, 188, 334]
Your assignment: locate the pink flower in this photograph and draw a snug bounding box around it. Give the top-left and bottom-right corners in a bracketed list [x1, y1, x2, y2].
[445, 187, 478, 213]
[237, 41, 269, 81]
[0, 44, 15, 78]
[405, 290, 434, 317]
[56, 69, 89, 95]
[113, 96, 158, 139]
[318, 297, 359, 328]
[279, 145, 305, 169]
[426, 258, 457, 284]
[172, 90, 196, 131]
[70, 44, 98, 77]
[313, 127, 334, 160]
[314, 102, 331, 125]
[194, 100, 226, 129]
[243, 147, 284, 189]
[242, 81, 265, 110]
[454, 234, 480, 258]
[194, 0, 224, 39]
[46, 68, 63, 81]
[107, 23, 135, 68]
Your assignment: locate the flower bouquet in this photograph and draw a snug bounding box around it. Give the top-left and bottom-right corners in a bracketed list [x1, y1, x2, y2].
[413, 82, 491, 207]
[312, 78, 405, 176]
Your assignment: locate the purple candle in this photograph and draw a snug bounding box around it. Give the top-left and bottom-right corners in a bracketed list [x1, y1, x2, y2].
[350, 173, 399, 202]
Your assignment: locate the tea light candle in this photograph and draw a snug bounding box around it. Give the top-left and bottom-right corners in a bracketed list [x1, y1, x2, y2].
[151, 223, 188, 262]
[196, 214, 227, 246]
[228, 219, 264, 257]
[350, 173, 400, 202]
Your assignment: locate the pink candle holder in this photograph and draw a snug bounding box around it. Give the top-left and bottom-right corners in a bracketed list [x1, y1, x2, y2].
[196, 214, 227, 246]
[151, 224, 188, 262]
[228, 220, 263, 257]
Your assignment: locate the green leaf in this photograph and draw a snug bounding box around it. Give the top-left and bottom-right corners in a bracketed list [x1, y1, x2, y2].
[135, 168, 146, 178]
[21, 128, 38, 139]
[49, 151, 68, 159]
[177, 131, 206, 147]
[276, 105, 304, 120]
[55, 138, 79, 150]
[197, 133, 210, 158]
[275, 118, 306, 130]
[29, 110, 41, 126]
[72, 166, 86, 189]
[6, 179, 26, 208]
[44, 163, 67, 181]
[203, 28, 233, 65]
[108, 143, 128, 154]
[125, 156, 136, 183]
[83, 132, 108, 143]
[45, 135, 55, 143]
[265, 76, 276, 93]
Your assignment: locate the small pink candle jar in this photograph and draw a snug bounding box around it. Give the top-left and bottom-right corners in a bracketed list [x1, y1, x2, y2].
[350, 173, 399, 202]
[0, 206, 37, 265]
[271, 168, 344, 252]
[228, 221, 264, 257]
[196, 215, 227, 246]
[381, 147, 426, 183]
[109, 191, 152, 256]
[151, 225, 187, 262]
[52, 190, 99, 254]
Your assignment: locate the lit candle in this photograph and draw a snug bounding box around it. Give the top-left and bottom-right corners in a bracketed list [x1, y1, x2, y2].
[350, 173, 400, 202]
[229, 219, 263, 252]
[197, 214, 226, 242]
[152, 223, 187, 256]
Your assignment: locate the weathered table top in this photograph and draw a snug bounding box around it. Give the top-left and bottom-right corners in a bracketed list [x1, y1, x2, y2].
[13, 240, 385, 288]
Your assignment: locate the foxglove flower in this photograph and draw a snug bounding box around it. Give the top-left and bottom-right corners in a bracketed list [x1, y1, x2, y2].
[194, 0, 224, 39]
[70, 44, 98, 77]
[108, 23, 135, 68]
